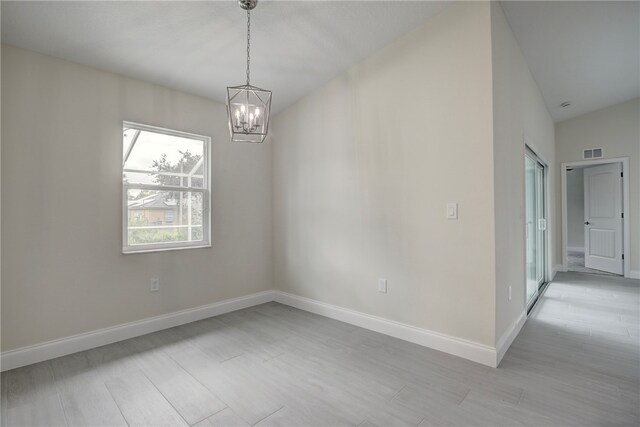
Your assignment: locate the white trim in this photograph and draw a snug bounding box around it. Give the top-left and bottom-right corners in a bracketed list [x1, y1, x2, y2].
[124, 183, 206, 193]
[123, 168, 204, 179]
[121, 121, 212, 255]
[1, 289, 535, 372]
[524, 142, 551, 306]
[567, 246, 584, 253]
[561, 157, 630, 278]
[554, 264, 565, 274]
[273, 291, 498, 367]
[121, 243, 212, 255]
[629, 270, 640, 280]
[0, 291, 273, 372]
[495, 311, 527, 366]
[123, 121, 211, 141]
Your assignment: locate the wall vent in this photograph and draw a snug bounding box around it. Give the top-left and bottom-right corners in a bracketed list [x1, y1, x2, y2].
[583, 148, 603, 159]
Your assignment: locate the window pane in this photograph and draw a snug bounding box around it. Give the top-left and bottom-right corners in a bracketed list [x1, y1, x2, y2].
[123, 170, 205, 189]
[127, 189, 205, 246]
[123, 122, 209, 253]
[123, 127, 204, 188]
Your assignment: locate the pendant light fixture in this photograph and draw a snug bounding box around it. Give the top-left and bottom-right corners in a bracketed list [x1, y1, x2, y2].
[226, 0, 272, 143]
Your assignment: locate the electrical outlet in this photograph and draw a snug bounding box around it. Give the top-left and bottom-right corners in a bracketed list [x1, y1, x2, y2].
[150, 278, 160, 292]
[508, 285, 512, 301]
[378, 278, 387, 293]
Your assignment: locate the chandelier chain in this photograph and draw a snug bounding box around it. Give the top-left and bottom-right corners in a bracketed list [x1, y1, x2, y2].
[246, 9, 251, 86]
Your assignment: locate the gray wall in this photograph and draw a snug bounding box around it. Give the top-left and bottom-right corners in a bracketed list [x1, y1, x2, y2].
[273, 2, 498, 347]
[1, 45, 273, 351]
[490, 2, 555, 345]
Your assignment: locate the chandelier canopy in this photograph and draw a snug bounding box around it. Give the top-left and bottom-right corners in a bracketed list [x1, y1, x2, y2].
[226, 0, 272, 143]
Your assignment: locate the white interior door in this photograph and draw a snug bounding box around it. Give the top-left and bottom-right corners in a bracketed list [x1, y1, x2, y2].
[583, 163, 623, 274]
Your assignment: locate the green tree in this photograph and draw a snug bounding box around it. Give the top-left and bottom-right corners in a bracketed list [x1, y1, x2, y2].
[127, 150, 205, 245]
[151, 150, 202, 187]
[152, 150, 203, 228]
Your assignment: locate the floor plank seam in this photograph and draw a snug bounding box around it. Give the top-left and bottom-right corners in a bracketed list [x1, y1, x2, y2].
[139, 369, 191, 426]
[388, 385, 405, 402]
[161, 345, 239, 423]
[251, 405, 284, 426]
[514, 388, 524, 407]
[103, 377, 131, 427]
[457, 387, 471, 406]
[54, 387, 70, 427]
[219, 353, 244, 364]
[189, 405, 229, 427]
[48, 360, 72, 427]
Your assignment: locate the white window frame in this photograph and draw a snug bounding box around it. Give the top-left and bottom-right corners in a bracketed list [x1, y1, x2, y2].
[122, 121, 211, 254]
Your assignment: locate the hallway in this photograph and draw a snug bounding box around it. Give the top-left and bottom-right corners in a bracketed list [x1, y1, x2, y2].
[502, 271, 639, 425]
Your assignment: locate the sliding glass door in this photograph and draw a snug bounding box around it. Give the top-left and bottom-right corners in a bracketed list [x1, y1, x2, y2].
[525, 149, 547, 308]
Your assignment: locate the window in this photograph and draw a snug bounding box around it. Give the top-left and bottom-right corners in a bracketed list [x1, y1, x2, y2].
[123, 122, 210, 253]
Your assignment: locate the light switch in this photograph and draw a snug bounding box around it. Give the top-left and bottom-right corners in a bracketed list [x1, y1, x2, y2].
[446, 203, 458, 220]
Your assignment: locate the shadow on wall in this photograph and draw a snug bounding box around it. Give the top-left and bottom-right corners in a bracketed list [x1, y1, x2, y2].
[566, 169, 584, 252]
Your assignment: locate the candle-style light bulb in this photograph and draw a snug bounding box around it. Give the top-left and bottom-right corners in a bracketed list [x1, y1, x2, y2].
[240, 105, 246, 113]
[249, 113, 254, 128]
[255, 108, 260, 117]
[234, 110, 240, 126]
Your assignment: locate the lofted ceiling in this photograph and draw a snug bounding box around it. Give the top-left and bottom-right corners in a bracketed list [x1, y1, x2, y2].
[501, 1, 640, 122]
[2, 1, 638, 121]
[0, 0, 448, 114]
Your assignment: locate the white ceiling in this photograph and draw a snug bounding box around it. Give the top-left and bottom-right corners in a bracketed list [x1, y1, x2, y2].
[0, 0, 448, 114]
[2, 1, 638, 121]
[501, 1, 640, 122]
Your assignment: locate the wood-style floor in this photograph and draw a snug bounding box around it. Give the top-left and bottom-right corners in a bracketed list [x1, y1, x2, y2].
[2, 272, 638, 426]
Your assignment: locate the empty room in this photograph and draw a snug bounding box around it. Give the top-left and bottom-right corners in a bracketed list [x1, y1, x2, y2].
[1, 1, 638, 426]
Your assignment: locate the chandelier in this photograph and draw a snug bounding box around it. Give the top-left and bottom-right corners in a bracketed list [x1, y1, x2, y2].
[226, 0, 272, 143]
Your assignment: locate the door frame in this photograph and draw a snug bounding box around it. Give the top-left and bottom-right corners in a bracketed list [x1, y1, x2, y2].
[525, 145, 550, 310]
[525, 141, 553, 285]
[560, 157, 630, 278]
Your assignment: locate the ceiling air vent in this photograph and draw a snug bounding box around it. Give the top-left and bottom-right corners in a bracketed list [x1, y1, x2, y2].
[583, 148, 603, 159]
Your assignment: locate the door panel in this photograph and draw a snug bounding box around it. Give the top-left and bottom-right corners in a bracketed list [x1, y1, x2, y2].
[584, 163, 623, 274]
[589, 229, 615, 257]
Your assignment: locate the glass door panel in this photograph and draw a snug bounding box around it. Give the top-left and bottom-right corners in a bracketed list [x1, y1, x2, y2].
[525, 156, 538, 303]
[525, 150, 546, 308]
[535, 163, 545, 285]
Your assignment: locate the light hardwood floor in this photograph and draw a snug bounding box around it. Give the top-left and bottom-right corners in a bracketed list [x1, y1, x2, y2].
[2, 272, 638, 426]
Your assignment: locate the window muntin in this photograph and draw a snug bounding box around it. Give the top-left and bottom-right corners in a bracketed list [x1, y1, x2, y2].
[123, 122, 210, 253]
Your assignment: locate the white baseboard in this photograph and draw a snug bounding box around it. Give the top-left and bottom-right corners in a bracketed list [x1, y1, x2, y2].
[273, 291, 498, 367]
[629, 270, 640, 280]
[567, 246, 584, 253]
[1, 291, 274, 372]
[554, 264, 565, 275]
[495, 311, 527, 366]
[3, 288, 532, 372]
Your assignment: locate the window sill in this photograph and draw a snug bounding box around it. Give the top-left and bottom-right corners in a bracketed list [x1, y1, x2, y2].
[122, 243, 212, 255]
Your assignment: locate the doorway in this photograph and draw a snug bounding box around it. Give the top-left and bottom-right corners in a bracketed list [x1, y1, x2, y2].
[561, 158, 630, 278]
[525, 148, 547, 309]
